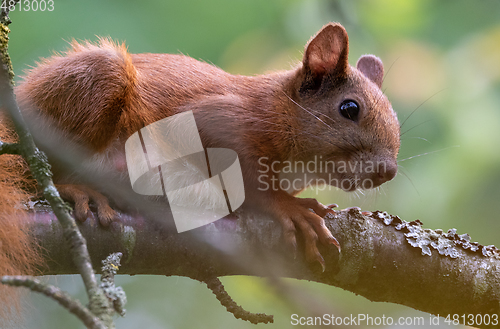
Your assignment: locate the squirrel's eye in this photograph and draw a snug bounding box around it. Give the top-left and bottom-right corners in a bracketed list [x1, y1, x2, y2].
[339, 99, 360, 121]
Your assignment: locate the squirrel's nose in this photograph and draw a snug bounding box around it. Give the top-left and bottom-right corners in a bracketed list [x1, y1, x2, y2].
[374, 159, 397, 186]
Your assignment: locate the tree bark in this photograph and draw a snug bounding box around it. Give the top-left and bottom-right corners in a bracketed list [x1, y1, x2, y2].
[30, 205, 500, 328]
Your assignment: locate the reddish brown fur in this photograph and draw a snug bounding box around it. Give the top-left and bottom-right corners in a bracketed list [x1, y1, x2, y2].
[4, 23, 400, 281]
[16, 39, 138, 152]
[0, 117, 41, 323]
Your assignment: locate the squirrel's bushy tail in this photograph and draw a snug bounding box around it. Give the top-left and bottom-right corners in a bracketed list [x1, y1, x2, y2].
[0, 116, 41, 322]
[15, 37, 138, 153]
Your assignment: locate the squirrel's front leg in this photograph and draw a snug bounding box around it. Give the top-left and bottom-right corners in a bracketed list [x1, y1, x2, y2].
[250, 178, 340, 270]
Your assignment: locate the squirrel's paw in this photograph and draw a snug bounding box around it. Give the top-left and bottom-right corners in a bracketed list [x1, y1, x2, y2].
[56, 184, 117, 226]
[273, 195, 340, 271]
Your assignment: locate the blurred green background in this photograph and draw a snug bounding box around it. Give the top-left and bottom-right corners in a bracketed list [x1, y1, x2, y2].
[7, 0, 500, 328]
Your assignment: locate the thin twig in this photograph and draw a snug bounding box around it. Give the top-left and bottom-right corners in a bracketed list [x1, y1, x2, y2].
[0, 7, 114, 327]
[0, 140, 20, 155]
[100, 253, 127, 317]
[1, 276, 105, 329]
[204, 276, 274, 324]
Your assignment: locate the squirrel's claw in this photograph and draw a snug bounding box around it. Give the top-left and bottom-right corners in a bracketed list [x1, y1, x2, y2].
[56, 184, 117, 226]
[274, 195, 341, 272]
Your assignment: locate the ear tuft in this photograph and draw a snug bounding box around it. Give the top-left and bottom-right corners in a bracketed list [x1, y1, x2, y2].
[303, 23, 349, 78]
[356, 55, 384, 88]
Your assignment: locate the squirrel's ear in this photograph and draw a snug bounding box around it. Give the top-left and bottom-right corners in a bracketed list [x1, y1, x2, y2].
[356, 55, 384, 88]
[303, 23, 349, 78]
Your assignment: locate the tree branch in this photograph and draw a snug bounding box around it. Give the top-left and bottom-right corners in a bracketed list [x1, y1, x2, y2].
[29, 205, 500, 328]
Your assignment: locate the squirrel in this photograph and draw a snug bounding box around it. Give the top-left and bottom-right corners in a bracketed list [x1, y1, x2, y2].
[0, 22, 400, 293]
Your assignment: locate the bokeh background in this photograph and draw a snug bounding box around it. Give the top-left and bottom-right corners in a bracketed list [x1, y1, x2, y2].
[7, 0, 500, 328]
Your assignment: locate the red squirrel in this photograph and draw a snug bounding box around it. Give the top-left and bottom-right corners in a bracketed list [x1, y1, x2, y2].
[2, 23, 399, 279]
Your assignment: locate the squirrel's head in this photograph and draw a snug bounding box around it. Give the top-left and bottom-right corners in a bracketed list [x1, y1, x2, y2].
[288, 23, 400, 191]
